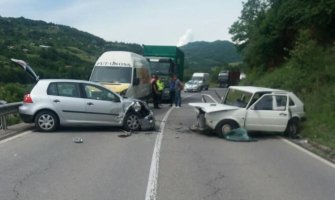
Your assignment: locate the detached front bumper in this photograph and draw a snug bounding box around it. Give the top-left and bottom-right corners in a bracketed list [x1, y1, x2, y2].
[139, 112, 156, 130]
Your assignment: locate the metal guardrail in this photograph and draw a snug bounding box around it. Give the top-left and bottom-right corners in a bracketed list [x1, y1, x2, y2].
[0, 102, 22, 130]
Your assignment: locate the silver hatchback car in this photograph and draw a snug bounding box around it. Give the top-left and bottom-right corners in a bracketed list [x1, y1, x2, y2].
[19, 79, 155, 132]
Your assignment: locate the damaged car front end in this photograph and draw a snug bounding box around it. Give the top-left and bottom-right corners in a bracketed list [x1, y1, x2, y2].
[122, 99, 155, 131]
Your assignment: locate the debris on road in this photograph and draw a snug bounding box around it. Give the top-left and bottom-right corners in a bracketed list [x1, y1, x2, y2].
[223, 128, 256, 142]
[73, 137, 83, 143]
[118, 130, 133, 138]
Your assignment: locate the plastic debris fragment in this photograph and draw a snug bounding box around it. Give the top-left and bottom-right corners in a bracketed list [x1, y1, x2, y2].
[73, 137, 83, 143]
[224, 128, 256, 142]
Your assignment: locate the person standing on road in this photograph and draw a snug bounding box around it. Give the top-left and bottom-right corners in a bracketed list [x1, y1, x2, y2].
[156, 76, 164, 106]
[151, 75, 160, 109]
[169, 75, 176, 107]
[174, 75, 183, 108]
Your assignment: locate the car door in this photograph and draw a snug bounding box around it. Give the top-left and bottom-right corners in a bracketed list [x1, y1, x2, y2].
[82, 83, 123, 125]
[245, 94, 290, 132]
[47, 82, 87, 123]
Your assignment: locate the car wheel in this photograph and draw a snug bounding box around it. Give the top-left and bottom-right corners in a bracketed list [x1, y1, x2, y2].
[216, 120, 238, 138]
[124, 112, 141, 131]
[285, 119, 299, 138]
[35, 110, 58, 132]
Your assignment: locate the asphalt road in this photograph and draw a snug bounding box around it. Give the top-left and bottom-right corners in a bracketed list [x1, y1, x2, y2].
[0, 88, 334, 200]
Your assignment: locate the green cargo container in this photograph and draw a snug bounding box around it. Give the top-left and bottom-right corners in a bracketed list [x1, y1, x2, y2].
[143, 45, 184, 81]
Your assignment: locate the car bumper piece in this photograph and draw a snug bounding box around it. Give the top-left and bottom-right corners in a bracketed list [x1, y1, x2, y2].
[20, 113, 34, 123]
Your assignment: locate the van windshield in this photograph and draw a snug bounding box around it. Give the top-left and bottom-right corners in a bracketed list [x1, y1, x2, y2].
[192, 76, 203, 81]
[90, 66, 132, 83]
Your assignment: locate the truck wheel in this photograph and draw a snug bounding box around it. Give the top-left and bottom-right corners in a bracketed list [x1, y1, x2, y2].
[285, 119, 299, 138]
[215, 120, 238, 138]
[124, 112, 141, 131]
[35, 110, 58, 132]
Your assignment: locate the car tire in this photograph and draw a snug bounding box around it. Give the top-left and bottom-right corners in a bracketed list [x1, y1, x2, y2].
[124, 112, 141, 131]
[215, 120, 238, 138]
[34, 110, 58, 132]
[285, 119, 299, 138]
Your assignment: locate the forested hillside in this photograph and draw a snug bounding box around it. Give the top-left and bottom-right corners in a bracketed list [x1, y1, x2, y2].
[181, 40, 241, 72]
[0, 16, 143, 82]
[0, 16, 142, 101]
[229, 0, 335, 155]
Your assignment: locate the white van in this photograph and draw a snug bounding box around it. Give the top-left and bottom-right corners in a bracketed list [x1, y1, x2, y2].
[89, 51, 152, 100]
[191, 72, 210, 90]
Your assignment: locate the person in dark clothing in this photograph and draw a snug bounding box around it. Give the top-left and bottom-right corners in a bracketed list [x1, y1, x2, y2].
[151, 75, 160, 109]
[169, 75, 176, 106]
[174, 75, 183, 107]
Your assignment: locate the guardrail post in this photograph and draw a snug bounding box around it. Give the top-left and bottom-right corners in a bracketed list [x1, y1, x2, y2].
[0, 116, 7, 130]
[0, 102, 22, 131]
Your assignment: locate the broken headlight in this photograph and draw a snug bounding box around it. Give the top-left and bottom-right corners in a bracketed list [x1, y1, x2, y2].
[133, 101, 142, 112]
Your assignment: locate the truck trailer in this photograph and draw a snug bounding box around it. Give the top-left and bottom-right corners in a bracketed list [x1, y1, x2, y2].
[218, 70, 240, 88]
[143, 45, 185, 101]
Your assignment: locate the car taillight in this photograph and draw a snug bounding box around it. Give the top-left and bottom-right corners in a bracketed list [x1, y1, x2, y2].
[23, 94, 33, 103]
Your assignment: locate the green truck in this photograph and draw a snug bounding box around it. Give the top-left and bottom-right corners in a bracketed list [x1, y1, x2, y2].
[143, 45, 185, 101]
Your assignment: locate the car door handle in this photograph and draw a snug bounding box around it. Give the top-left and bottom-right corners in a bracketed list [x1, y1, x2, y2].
[53, 99, 60, 103]
[279, 113, 287, 116]
[87, 102, 94, 106]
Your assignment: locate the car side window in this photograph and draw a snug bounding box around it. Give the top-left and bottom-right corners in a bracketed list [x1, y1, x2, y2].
[254, 95, 273, 110]
[47, 83, 58, 95]
[47, 82, 80, 98]
[289, 97, 295, 106]
[84, 84, 119, 102]
[274, 95, 287, 111]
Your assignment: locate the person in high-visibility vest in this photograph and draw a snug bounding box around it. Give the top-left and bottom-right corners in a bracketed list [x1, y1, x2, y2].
[156, 78, 165, 92]
[156, 76, 164, 105]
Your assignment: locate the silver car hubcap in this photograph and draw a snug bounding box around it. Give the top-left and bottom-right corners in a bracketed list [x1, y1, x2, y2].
[38, 114, 55, 130]
[127, 115, 140, 130]
[221, 124, 232, 134]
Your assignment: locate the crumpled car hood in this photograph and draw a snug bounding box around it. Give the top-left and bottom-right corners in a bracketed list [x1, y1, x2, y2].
[188, 102, 239, 113]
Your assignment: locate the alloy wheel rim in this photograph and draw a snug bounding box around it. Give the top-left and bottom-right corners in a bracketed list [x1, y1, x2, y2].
[127, 115, 140, 130]
[38, 114, 55, 130]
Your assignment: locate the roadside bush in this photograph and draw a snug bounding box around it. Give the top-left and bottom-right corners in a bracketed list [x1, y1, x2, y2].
[0, 83, 30, 102]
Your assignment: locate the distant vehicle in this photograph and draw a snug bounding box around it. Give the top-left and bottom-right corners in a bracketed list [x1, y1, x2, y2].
[191, 72, 209, 91]
[189, 86, 305, 138]
[89, 51, 152, 100]
[143, 45, 184, 101]
[218, 70, 240, 88]
[0, 100, 6, 105]
[240, 72, 246, 80]
[184, 80, 202, 92]
[19, 79, 155, 132]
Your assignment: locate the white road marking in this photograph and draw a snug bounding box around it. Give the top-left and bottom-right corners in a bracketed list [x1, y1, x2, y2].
[280, 137, 335, 169]
[0, 131, 32, 145]
[145, 107, 174, 200]
[145, 93, 197, 200]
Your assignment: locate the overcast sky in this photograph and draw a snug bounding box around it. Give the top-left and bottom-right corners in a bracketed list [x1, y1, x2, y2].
[0, 0, 243, 46]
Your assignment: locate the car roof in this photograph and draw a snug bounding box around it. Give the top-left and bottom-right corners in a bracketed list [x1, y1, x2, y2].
[229, 86, 287, 93]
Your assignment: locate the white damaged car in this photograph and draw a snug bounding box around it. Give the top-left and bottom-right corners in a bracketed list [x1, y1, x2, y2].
[189, 86, 305, 138]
